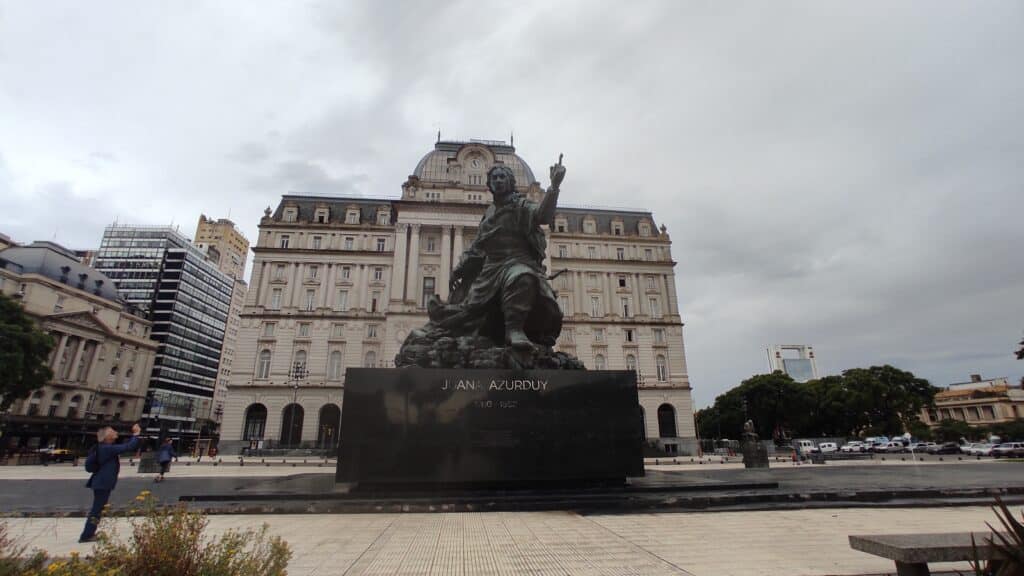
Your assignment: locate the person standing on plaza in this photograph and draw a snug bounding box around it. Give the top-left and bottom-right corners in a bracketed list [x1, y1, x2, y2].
[79, 423, 141, 543]
[155, 437, 176, 483]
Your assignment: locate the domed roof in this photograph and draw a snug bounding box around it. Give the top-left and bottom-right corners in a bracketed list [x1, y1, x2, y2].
[413, 139, 537, 189]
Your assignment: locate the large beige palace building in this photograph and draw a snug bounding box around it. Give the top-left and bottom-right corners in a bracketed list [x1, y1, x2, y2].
[221, 140, 697, 454]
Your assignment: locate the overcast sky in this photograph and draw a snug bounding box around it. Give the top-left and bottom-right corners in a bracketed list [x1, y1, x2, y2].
[2, 1, 1022, 407]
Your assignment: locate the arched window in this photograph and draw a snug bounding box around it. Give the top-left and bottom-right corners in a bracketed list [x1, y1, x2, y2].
[594, 354, 606, 370]
[48, 393, 64, 417]
[243, 403, 267, 440]
[107, 365, 118, 387]
[317, 404, 341, 449]
[363, 351, 376, 368]
[123, 368, 133, 389]
[114, 400, 126, 421]
[256, 350, 272, 379]
[657, 403, 677, 438]
[328, 351, 343, 381]
[293, 350, 307, 373]
[656, 355, 667, 382]
[280, 403, 304, 446]
[27, 390, 43, 416]
[625, 354, 637, 372]
[68, 395, 82, 419]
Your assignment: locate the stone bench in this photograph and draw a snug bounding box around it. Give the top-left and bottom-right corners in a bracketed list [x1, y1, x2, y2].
[849, 532, 1008, 576]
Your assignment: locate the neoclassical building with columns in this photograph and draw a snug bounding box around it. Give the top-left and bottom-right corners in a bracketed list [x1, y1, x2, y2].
[220, 139, 697, 454]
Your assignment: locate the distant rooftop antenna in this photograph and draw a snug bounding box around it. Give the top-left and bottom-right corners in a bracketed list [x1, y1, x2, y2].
[437, 129, 441, 143]
[510, 131, 514, 147]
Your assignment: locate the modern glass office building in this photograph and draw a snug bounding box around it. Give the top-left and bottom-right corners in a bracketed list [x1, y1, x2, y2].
[94, 225, 234, 439]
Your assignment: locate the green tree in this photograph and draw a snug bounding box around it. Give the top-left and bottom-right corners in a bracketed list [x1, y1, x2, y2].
[841, 365, 937, 437]
[0, 293, 54, 411]
[699, 371, 808, 440]
[1016, 334, 1024, 360]
[933, 419, 972, 443]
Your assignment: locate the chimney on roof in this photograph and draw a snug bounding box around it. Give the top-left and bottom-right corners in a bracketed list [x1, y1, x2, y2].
[970, 374, 982, 383]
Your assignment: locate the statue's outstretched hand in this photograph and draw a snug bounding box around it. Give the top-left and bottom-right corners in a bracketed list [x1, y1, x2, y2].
[550, 162, 566, 190]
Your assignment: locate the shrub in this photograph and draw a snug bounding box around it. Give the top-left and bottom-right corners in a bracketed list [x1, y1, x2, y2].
[0, 523, 46, 576]
[967, 496, 1024, 576]
[2, 493, 291, 576]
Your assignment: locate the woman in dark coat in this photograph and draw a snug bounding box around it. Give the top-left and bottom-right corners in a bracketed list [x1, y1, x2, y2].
[155, 438, 176, 483]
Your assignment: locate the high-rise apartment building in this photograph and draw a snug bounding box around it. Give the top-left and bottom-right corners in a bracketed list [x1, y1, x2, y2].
[93, 225, 234, 440]
[191, 216, 250, 433]
[220, 139, 697, 454]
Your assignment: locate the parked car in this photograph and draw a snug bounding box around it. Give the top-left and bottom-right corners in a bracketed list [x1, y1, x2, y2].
[969, 443, 994, 456]
[880, 441, 906, 453]
[868, 441, 891, 453]
[960, 442, 981, 454]
[992, 442, 1024, 458]
[928, 442, 962, 454]
[817, 442, 838, 454]
[906, 442, 935, 452]
[840, 441, 866, 453]
[37, 447, 74, 463]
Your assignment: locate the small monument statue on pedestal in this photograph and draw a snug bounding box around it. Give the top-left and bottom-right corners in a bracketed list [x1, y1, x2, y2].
[395, 154, 583, 370]
[741, 419, 770, 469]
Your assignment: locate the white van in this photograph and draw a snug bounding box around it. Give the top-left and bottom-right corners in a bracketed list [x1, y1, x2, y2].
[817, 442, 838, 454]
[796, 440, 816, 456]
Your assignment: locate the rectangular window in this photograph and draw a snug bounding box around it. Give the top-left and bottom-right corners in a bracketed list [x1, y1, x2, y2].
[377, 212, 389, 225]
[590, 296, 601, 318]
[371, 291, 381, 313]
[298, 323, 311, 337]
[594, 328, 604, 343]
[367, 324, 378, 339]
[647, 275, 656, 290]
[279, 235, 290, 249]
[558, 296, 569, 313]
[584, 221, 595, 234]
[563, 328, 574, 343]
[588, 273, 598, 287]
[336, 290, 348, 311]
[618, 276, 627, 288]
[304, 290, 316, 311]
[426, 236, 437, 252]
[346, 211, 359, 224]
[262, 323, 275, 337]
[649, 297, 661, 318]
[344, 237, 354, 250]
[312, 236, 322, 250]
[332, 323, 345, 338]
[625, 329, 634, 343]
[621, 297, 631, 317]
[556, 223, 566, 232]
[653, 328, 664, 344]
[644, 248, 654, 261]
[274, 264, 286, 280]
[982, 405, 995, 419]
[315, 210, 327, 223]
[376, 238, 386, 252]
[421, 277, 436, 307]
[616, 247, 625, 260]
[309, 265, 319, 279]
[270, 289, 282, 309]
[613, 223, 623, 236]
[373, 267, 383, 281]
[588, 246, 597, 259]
[341, 266, 351, 279]
[558, 245, 568, 258]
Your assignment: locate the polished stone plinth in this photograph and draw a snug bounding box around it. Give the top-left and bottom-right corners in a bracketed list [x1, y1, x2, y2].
[336, 368, 644, 486]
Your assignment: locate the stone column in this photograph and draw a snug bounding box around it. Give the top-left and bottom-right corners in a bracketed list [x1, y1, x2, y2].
[84, 341, 101, 384]
[390, 224, 408, 302]
[361, 266, 372, 310]
[319, 265, 329, 309]
[289, 263, 302, 308]
[52, 332, 69, 370]
[574, 271, 585, 317]
[439, 225, 452, 299]
[353, 265, 365, 311]
[70, 338, 87, 382]
[632, 273, 643, 316]
[252, 262, 265, 306]
[453, 226, 464, 262]
[665, 274, 680, 316]
[604, 273, 614, 316]
[404, 224, 421, 303]
[325, 264, 336, 309]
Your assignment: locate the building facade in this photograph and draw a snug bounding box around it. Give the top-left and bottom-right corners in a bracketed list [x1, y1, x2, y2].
[93, 225, 234, 441]
[221, 139, 697, 454]
[921, 375, 1023, 428]
[191, 215, 250, 436]
[767, 344, 819, 383]
[0, 241, 157, 450]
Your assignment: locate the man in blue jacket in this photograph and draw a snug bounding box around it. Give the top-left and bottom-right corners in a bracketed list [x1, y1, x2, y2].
[80, 422, 141, 543]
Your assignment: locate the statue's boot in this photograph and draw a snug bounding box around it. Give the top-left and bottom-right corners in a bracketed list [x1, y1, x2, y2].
[502, 275, 538, 350]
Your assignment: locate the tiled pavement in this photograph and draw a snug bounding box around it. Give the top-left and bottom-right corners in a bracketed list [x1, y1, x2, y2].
[3, 506, 1006, 575]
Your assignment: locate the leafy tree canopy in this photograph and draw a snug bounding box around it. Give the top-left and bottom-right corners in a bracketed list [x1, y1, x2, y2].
[697, 365, 938, 440]
[0, 293, 54, 411]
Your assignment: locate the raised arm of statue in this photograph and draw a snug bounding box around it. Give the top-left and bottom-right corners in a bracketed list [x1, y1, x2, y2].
[536, 154, 565, 225]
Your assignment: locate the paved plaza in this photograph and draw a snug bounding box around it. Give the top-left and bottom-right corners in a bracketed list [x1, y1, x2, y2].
[4, 506, 1004, 575]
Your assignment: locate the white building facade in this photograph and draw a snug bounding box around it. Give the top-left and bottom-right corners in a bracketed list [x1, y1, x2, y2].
[221, 140, 697, 454]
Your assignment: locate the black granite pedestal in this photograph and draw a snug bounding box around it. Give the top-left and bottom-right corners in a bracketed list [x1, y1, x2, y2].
[336, 368, 644, 487]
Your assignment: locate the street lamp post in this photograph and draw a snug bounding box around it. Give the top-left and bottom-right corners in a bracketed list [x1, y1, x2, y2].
[287, 362, 308, 449]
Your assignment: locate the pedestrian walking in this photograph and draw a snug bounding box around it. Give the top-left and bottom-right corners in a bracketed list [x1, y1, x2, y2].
[155, 438, 176, 483]
[79, 423, 140, 543]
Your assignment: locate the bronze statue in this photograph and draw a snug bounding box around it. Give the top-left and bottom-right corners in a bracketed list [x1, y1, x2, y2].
[395, 155, 582, 369]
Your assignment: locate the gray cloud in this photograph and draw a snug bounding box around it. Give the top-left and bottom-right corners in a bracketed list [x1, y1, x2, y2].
[1, 1, 1022, 407]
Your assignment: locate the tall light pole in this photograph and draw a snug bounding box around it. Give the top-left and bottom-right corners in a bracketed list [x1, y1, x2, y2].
[287, 361, 308, 448]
